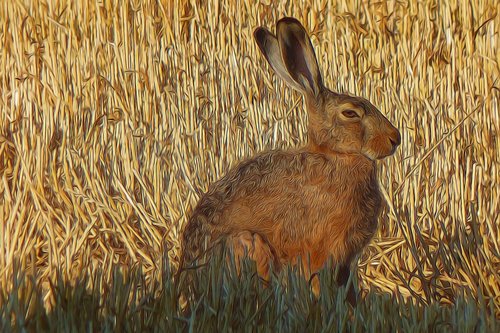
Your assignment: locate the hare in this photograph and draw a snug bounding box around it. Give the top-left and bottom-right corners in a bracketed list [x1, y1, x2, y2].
[178, 17, 400, 304]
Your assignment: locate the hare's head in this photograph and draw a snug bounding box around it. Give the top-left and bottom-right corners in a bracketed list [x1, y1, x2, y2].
[254, 18, 400, 160]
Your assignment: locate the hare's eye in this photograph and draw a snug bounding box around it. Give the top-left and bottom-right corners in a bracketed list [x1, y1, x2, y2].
[342, 110, 360, 118]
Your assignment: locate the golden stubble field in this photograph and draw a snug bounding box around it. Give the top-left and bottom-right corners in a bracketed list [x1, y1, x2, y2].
[0, 0, 499, 316]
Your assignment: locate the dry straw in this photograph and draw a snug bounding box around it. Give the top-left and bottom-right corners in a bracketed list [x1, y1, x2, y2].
[0, 0, 499, 318]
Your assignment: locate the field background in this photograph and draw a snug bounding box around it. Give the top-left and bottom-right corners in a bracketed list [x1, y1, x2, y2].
[1, 0, 499, 326]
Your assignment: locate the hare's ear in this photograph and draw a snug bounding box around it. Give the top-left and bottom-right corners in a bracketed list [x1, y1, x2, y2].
[276, 17, 323, 97]
[254, 27, 305, 92]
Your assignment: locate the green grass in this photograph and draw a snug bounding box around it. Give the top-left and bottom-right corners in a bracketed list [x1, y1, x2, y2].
[1, 254, 498, 332]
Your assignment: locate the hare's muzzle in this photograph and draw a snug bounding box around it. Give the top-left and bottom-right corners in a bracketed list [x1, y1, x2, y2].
[388, 125, 401, 151]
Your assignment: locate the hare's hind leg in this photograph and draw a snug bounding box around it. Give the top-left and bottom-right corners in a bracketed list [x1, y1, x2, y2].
[227, 231, 277, 281]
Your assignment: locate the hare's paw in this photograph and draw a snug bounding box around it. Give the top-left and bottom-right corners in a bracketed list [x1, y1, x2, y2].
[227, 231, 277, 281]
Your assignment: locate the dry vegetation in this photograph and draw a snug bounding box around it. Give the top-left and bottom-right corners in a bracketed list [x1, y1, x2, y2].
[0, 0, 499, 330]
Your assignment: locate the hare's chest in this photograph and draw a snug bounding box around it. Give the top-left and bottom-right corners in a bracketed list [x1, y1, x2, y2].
[276, 173, 380, 262]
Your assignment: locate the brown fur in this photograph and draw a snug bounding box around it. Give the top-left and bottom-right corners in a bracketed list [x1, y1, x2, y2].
[178, 17, 400, 302]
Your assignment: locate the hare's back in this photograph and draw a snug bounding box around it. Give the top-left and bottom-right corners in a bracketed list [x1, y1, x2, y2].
[192, 150, 347, 232]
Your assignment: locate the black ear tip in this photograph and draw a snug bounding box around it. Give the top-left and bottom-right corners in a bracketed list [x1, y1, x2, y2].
[253, 27, 266, 42]
[277, 17, 304, 28]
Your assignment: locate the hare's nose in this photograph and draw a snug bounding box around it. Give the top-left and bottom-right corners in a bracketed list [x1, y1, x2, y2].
[389, 128, 401, 147]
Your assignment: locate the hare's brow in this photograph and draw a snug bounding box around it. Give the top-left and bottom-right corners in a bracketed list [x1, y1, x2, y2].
[348, 99, 375, 114]
[337, 101, 365, 110]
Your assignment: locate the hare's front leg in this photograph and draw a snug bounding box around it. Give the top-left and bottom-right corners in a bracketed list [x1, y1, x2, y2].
[308, 263, 357, 306]
[227, 231, 278, 281]
[336, 264, 357, 306]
